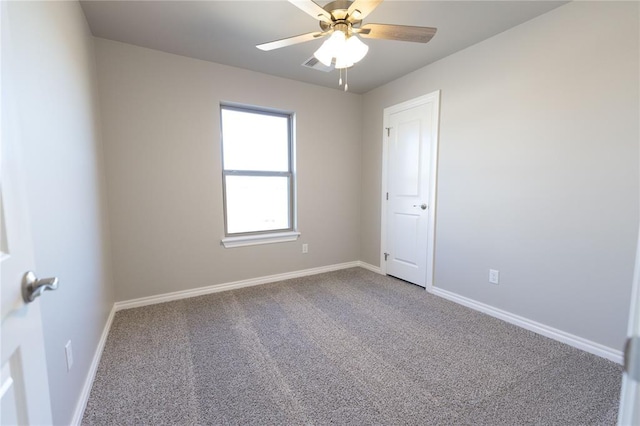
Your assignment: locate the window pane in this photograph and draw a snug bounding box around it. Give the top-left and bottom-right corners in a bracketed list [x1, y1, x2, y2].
[221, 109, 289, 172]
[225, 175, 290, 234]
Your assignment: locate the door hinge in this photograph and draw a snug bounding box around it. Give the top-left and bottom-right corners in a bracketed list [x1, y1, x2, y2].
[385, 127, 391, 137]
[384, 252, 389, 261]
[624, 336, 640, 381]
[386, 192, 389, 201]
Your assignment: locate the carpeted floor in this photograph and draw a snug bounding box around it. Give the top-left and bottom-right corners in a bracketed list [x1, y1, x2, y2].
[82, 268, 622, 425]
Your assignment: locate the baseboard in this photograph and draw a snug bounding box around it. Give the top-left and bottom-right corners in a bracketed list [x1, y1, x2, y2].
[356, 261, 383, 275]
[71, 304, 116, 426]
[430, 286, 623, 364]
[114, 261, 366, 311]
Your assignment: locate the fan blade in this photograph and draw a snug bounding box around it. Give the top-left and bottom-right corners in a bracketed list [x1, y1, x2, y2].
[288, 0, 332, 23]
[358, 23, 437, 43]
[347, 0, 382, 21]
[256, 31, 327, 51]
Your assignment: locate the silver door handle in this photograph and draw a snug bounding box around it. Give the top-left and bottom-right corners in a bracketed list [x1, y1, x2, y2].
[22, 271, 59, 303]
[413, 204, 428, 210]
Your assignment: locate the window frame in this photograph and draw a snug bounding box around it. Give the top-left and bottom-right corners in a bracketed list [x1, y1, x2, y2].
[220, 104, 298, 247]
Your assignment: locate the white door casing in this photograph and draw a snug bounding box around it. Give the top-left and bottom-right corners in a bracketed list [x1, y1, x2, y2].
[618, 227, 640, 425]
[381, 91, 440, 288]
[1, 2, 53, 424]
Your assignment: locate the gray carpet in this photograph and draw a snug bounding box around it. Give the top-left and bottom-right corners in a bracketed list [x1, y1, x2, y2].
[82, 268, 622, 425]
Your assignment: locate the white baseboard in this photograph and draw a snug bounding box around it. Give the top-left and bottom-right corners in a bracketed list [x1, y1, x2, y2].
[430, 286, 623, 364]
[71, 304, 116, 426]
[115, 261, 367, 311]
[357, 261, 383, 275]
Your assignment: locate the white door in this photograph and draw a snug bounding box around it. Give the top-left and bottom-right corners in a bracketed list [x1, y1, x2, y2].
[382, 92, 440, 288]
[618, 229, 640, 425]
[1, 2, 54, 424]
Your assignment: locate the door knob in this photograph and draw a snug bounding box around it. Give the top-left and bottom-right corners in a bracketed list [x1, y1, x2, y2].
[22, 271, 59, 303]
[421, 204, 427, 210]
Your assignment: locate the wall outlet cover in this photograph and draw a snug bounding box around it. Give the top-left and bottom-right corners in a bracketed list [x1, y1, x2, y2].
[489, 269, 500, 285]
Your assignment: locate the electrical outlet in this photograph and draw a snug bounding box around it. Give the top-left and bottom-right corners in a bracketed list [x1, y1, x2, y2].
[489, 269, 500, 285]
[65, 340, 73, 371]
[302, 243, 308, 254]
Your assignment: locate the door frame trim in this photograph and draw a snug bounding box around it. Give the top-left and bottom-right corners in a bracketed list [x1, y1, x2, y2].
[380, 91, 441, 290]
[617, 227, 640, 424]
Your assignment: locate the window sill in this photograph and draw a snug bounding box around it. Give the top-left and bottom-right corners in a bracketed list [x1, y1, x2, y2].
[221, 231, 300, 248]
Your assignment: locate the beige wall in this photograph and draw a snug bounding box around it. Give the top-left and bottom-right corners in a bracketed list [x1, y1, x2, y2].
[95, 39, 362, 301]
[7, 2, 115, 424]
[361, 1, 639, 350]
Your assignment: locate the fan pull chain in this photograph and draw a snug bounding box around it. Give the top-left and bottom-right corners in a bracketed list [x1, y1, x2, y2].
[344, 67, 348, 92]
[337, 68, 349, 92]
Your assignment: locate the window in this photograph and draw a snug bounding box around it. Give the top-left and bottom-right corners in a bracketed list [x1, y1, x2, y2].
[220, 105, 298, 247]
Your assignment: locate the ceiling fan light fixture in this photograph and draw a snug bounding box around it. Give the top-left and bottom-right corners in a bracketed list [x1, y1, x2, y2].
[334, 56, 354, 70]
[313, 30, 345, 67]
[345, 34, 369, 64]
[313, 46, 334, 67]
[313, 30, 368, 70]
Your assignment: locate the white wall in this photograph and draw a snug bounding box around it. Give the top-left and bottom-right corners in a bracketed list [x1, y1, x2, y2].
[7, 1, 115, 424]
[94, 39, 362, 302]
[361, 1, 639, 351]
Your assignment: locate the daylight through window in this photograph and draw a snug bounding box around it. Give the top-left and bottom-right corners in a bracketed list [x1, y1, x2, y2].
[221, 105, 294, 236]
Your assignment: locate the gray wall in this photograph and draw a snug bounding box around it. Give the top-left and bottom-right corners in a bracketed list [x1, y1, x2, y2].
[361, 1, 639, 350]
[94, 39, 362, 302]
[8, 1, 115, 424]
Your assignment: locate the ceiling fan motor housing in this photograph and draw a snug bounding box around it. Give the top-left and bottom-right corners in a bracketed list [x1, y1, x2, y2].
[319, 0, 363, 32]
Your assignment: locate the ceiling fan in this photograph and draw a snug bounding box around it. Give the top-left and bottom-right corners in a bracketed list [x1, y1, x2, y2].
[256, 0, 437, 90]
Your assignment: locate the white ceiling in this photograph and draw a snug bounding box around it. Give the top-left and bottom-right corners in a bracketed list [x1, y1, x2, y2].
[80, 0, 567, 94]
